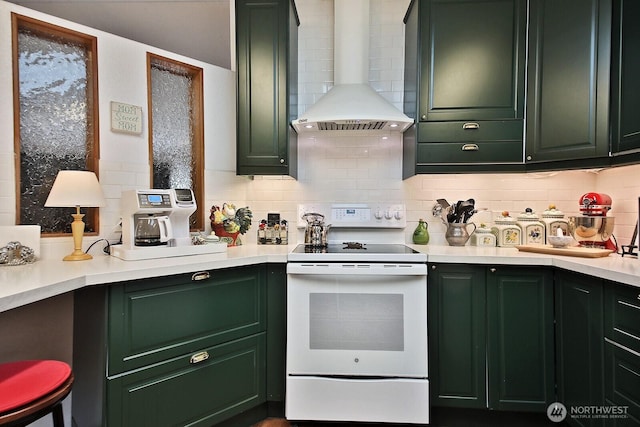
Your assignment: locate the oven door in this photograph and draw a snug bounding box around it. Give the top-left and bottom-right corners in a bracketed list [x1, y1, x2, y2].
[286, 262, 428, 378]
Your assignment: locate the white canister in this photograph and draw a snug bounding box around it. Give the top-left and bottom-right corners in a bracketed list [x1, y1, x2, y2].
[541, 205, 569, 242]
[517, 208, 546, 245]
[471, 225, 496, 247]
[491, 212, 522, 247]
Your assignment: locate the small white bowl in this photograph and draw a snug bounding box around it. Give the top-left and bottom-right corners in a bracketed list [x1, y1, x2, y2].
[548, 235, 574, 248]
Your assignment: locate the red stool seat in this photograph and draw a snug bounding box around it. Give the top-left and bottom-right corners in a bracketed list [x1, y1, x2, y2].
[0, 360, 73, 427]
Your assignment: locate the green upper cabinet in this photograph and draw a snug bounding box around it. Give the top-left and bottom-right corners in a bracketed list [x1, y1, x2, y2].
[525, 0, 611, 167]
[403, 0, 527, 175]
[611, 0, 640, 162]
[236, 0, 299, 177]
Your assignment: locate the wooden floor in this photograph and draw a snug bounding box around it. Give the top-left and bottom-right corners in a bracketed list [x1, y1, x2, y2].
[258, 407, 568, 427]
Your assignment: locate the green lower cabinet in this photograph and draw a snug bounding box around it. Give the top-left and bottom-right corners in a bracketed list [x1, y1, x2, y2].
[486, 266, 555, 411]
[428, 264, 554, 412]
[107, 334, 266, 427]
[604, 282, 640, 425]
[73, 264, 270, 427]
[428, 264, 486, 408]
[555, 271, 604, 427]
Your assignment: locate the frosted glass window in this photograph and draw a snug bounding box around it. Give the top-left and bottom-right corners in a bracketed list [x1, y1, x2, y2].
[309, 293, 404, 351]
[148, 55, 204, 230]
[14, 16, 98, 234]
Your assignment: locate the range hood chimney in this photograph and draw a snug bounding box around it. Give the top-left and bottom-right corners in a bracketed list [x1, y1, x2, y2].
[291, 0, 413, 133]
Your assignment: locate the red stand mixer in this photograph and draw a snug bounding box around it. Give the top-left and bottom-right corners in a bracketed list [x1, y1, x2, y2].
[568, 192, 617, 250]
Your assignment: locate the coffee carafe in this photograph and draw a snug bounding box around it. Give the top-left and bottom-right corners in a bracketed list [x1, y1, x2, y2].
[134, 215, 174, 246]
[302, 212, 331, 247]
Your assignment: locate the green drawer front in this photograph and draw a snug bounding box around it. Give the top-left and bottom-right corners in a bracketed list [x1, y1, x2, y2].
[418, 120, 523, 142]
[604, 342, 640, 425]
[605, 283, 640, 354]
[107, 333, 266, 427]
[417, 140, 523, 164]
[109, 265, 266, 374]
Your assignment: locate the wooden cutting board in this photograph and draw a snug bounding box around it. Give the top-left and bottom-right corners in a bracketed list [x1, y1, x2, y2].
[515, 244, 614, 258]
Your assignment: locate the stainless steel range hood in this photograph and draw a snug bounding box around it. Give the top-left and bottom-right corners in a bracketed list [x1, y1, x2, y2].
[291, 0, 413, 133]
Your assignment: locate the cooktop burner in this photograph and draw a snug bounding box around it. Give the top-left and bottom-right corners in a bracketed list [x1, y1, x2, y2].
[343, 241, 366, 249]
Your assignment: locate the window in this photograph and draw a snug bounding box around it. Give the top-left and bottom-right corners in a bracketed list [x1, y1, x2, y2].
[147, 53, 204, 230]
[12, 14, 99, 234]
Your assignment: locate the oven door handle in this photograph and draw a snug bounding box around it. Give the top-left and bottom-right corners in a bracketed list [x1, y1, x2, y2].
[287, 263, 428, 276]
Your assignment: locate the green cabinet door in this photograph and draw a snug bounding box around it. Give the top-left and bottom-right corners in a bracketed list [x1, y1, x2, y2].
[611, 0, 640, 161]
[416, 0, 526, 122]
[525, 0, 611, 166]
[73, 265, 269, 427]
[429, 264, 554, 412]
[107, 334, 266, 427]
[236, 0, 298, 176]
[428, 264, 486, 408]
[403, 0, 526, 175]
[108, 265, 267, 375]
[486, 266, 555, 411]
[555, 270, 604, 427]
[604, 281, 640, 425]
[266, 263, 286, 403]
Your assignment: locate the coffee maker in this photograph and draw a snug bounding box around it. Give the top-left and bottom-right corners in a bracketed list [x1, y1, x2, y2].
[111, 189, 226, 260]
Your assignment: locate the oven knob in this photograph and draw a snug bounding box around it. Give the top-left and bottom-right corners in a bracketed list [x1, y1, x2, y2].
[384, 210, 393, 220]
[374, 210, 383, 220]
[354, 358, 359, 363]
[394, 210, 403, 220]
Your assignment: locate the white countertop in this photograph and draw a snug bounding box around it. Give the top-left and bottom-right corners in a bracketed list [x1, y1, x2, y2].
[1, 243, 639, 313]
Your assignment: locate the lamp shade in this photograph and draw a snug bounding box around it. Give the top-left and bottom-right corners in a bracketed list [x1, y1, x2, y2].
[45, 170, 106, 208]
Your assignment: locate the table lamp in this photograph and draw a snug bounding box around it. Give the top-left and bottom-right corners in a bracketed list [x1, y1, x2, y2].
[45, 170, 106, 261]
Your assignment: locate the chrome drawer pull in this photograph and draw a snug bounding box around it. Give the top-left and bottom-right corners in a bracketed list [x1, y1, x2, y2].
[190, 351, 210, 364]
[191, 271, 210, 281]
[462, 122, 479, 130]
[462, 144, 479, 151]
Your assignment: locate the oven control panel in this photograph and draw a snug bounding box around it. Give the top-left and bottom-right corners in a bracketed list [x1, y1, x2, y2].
[297, 204, 406, 228]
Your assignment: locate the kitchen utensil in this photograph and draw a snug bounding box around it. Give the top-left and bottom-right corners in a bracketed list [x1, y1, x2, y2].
[134, 215, 173, 246]
[579, 192, 612, 216]
[567, 216, 615, 248]
[445, 222, 476, 246]
[302, 212, 331, 247]
[547, 235, 574, 248]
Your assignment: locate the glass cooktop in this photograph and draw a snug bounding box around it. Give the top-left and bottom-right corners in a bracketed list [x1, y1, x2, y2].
[289, 243, 426, 263]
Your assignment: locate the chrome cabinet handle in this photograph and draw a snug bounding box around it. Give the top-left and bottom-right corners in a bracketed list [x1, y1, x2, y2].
[431, 265, 437, 270]
[280, 158, 285, 164]
[190, 351, 210, 364]
[462, 144, 479, 151]
[462, 122, 479, 130]
[490, 268, 496, 273]
[191, 271, 210, 281]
